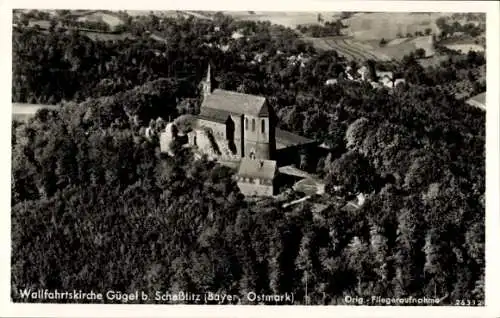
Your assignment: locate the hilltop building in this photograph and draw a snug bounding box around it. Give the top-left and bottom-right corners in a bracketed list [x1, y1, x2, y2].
[236, 158, 278, 196]
[160, 65, 317, 197]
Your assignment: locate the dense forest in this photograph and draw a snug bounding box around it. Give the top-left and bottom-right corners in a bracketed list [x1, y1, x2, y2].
[11, 10, 485, 304]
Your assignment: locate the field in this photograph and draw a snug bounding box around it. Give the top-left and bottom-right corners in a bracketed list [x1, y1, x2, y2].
[76, 12, 124, 28]
[81, 31, 136, 42]
[304, 36, 435, 62]
[125, 10, 180, 17]
[320, 37, 391, 61]
[226, 11, 343, 29]
[12, 103, 60, 122]
[443, 43, 485, 53]
[341, 12, 452, 40]
[417, 55, 450, 68]
[225, 12, 446, 62]
[376, 36, 435, 59]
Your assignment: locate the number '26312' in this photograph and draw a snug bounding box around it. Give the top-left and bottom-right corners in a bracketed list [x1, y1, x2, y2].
[455, 299, 483, 306]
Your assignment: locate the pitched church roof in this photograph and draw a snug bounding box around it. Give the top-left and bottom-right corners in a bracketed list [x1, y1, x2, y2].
[201, 89, 268, 118]
[237, 158, 277, 180]
[199, 64, 269, 121]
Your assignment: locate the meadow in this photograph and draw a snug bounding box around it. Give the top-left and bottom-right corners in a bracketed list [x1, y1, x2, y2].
[226, 11, 343, 29]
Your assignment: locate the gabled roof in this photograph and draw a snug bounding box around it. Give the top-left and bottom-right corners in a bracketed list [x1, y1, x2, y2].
[293, 178, 324, 196]
[276, 128, 316, 149]
[199, 107, 232, 123]
[201, 89, 267, 117]
[466, 92, 486, 110]
[237, 158, 277, 180]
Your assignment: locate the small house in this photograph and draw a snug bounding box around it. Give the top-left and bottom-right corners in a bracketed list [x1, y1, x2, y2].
[236, 158, 278, 197]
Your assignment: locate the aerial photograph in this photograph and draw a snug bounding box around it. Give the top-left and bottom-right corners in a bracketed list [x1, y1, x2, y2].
[11, 9, 486, 306]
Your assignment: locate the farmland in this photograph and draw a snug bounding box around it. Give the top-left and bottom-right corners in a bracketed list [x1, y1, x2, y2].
[226, 11, 343, 29]
[126, 10, 180, 17]
[303, 36, 436, 62]
[340, 12, 451, 40]
[12, 103, 60, 122]
[314, 37, 391, 61]
[304, 34, 438, 62]
[80, 31, 136, 42]
[224, 12, 446, 62]
[76, 12, 125, 28]
[443, 43, 485, 53]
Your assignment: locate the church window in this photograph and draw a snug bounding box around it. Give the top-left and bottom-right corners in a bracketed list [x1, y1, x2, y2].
[252, 119, 255, 131]
[245, 118, 248, 130]
[261, 119, 265, 133]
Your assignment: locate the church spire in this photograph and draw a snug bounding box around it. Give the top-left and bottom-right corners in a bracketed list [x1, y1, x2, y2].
[202, 63, 212, 99]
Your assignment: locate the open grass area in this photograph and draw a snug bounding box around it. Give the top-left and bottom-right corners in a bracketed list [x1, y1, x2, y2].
[325, 38, 391, 61]
[375, 36, 435, 59]
[341, 12, 452, 40]
[12, 103, 60, 122]
[125, 10, 180, 17]
[77, 12, 124, 28]
[226, 11, 342, 29]
[81, 31, 136, 42]
[417, 55, 450, 68]
[443, 43, 484, 53]
[305, 35, 436, 62]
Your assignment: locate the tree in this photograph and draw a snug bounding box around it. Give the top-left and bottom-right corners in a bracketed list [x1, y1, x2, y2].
[326, 151, 378, 195]
[423, 228, 444, 297]
[345, 236, 370, 295]
[345, 117, 371, 151]
[369, 224, 389, 284]
[415, 48, 426, 59]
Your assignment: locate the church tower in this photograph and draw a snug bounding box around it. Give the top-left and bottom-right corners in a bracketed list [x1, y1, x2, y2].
[202, 64, 212, 99]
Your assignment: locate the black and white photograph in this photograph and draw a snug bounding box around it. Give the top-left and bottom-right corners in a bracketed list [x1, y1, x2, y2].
[4, 0, 500, 315]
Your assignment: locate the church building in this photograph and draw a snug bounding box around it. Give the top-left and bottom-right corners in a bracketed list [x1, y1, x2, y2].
[190, 64, 276, 161]
[161, 65, 317, 197]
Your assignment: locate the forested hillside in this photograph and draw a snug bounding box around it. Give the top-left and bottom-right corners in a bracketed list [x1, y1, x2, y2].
[11, 11, 485, 304]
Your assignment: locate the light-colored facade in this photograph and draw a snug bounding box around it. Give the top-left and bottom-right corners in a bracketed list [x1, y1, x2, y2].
[236, 158, 277, 196]
[189, 65, 276, 162]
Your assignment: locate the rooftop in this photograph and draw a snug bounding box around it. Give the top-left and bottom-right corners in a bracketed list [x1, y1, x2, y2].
[276, 128, 315, 149]
[292, 177, 325, 196]
[466, 92, 486, 110]
[237, 158, 277, 180]
[201, 89, 267, 118]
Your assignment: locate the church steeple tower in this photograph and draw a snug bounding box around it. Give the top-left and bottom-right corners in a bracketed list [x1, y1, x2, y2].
[202, 64, 212, 99]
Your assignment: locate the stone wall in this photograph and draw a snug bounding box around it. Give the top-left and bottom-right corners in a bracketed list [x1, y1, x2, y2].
[197, 119, 226, 140]
[237, 181, 274, 197]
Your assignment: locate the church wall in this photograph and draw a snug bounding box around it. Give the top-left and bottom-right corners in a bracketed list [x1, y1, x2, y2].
[197, 119, 226, 140]
[237, 180, 274, 196]
[245, 141, 271, 160]
[160, 132, 173, 154]
[230, 114, 244, 157]
[242, 103, 275, 159]
[244, 102, 271, 145]
[191, 127, 241, 162]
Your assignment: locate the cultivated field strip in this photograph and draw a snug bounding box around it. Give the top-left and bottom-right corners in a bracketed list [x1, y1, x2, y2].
[324, 39, 382, 61]
[339, 39, 387, 61]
